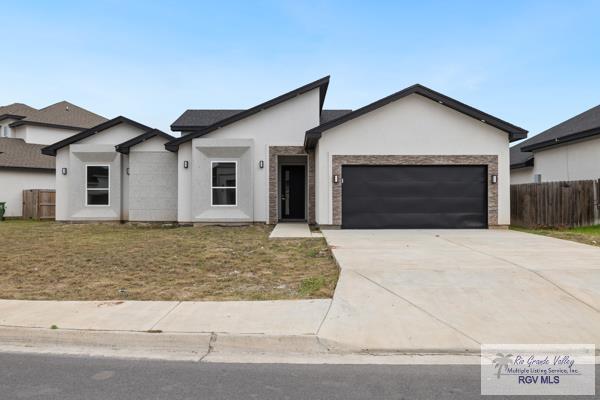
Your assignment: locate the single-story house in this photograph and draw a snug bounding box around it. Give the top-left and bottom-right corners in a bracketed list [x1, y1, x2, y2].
[0, 101, 107, 217]
[43, 76, 527, 228]
[510, 104, 600, 184]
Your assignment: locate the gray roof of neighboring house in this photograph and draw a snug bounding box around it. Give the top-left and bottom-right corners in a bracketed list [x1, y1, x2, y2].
[0, 138, 55, 170]
[510, 103, 600, 168]
[509, 141, 534, 169]
[9, 101, 108, 131]
[0, 103, 38, 121]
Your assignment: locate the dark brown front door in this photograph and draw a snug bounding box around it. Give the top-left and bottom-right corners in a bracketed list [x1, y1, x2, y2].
[280, 165, 306, 220]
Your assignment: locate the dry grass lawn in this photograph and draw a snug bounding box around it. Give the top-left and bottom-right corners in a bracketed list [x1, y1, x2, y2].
[512, 225, 600, 248]
[0, 221, 339, 301]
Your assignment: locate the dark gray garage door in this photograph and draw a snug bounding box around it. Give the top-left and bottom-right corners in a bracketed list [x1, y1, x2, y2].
[341, 165, 487, 229]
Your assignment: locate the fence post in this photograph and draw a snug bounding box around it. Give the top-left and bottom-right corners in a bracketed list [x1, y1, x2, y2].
[594, 180, 600, 226]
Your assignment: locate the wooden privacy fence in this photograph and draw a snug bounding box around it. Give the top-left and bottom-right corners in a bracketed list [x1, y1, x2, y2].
[22, 189, 55, 220]
[511, 180, 600, 228]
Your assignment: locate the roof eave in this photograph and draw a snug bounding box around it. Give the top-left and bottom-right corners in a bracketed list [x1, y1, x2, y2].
[8, 120, 88, 131]
[115, 129, 175, 154]
[510, 158, 534, 170]
[521, 127, 600, 152]
[0, 114, 26, 122]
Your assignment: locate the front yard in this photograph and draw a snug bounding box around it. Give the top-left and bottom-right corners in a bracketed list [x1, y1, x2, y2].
[0, 221, 338, 301]
[512, 225, 600, 247]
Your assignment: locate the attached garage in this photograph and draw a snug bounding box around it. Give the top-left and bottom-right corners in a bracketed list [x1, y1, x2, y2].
[341, 165, 488, 229]
[305, 84, 528, 228]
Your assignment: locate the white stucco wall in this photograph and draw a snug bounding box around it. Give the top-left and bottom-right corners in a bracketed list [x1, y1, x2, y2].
[0, 118, 18, 138]
[510, 167, 533, 184]
[531, 136, 600, 182]
[0, 169, 55, 217]
[315, 94, 512, 225]
[177, 87, 320, 223]
[54, 123, 145, 221]
[13, 125, 80, 145]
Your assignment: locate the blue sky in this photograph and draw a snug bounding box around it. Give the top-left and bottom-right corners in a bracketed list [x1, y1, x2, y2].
[2, 1, 600, 140]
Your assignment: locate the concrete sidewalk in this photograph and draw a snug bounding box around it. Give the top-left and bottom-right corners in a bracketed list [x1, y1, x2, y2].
[0, 299, 330, 335]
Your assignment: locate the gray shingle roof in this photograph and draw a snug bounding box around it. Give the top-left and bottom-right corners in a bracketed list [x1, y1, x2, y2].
[0, 138, 55, 170]
[510, 104, 600, 167]
[321, 109, 352, 124]
[509, 141, 534, 168]
[522, 104, 600, 148]
[171, 110, 243, 130]
[0, 103, 37, 120]
[9, 101, 107, 130]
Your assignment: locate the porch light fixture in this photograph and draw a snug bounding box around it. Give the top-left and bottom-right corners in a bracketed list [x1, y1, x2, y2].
[61, 168, 67, 175]
[183, 161, 189, 169]
[333, 174, 339, 184]
[126, 168, 130, 175]
[491, 174, 497, 184]
[259, 160, 264, 169]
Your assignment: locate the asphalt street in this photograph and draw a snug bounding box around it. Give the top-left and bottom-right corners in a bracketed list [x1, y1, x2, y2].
[0, 352, 598, 400]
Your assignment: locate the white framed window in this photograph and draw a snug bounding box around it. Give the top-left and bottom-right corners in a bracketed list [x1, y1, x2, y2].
[2, 126, 8, 137]
[85, 164, 110, 206]
[211, 161, 237, 206]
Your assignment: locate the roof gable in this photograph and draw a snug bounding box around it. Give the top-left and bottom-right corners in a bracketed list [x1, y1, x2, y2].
[9, 101, 107, 131]
[41, 116, 153, 156]
[166, 76, 330, 151]
[115, 129, 175, 154]
[304, 84, 527, 149]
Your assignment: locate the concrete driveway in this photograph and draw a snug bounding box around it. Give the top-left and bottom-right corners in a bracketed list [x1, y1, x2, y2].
[319, 229, 600, 353]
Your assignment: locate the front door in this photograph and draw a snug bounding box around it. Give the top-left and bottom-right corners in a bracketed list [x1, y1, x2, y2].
[280, 165, 305, 220]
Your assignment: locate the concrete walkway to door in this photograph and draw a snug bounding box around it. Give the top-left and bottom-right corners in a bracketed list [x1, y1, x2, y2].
[319, 229, 600, 353]
[269, 223, 322, 238]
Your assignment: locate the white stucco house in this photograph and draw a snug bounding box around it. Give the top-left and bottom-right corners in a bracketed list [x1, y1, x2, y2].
[510, 104, 600, 184]
[43, 76, 527, 228]
[0, 101, 107, 217]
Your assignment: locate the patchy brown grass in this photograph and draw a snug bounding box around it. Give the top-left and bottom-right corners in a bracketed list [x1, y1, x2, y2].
[511, 225, 600, 248]
[0, 221, 339, 301]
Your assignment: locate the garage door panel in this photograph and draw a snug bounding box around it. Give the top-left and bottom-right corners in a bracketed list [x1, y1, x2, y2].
[343, 212, 486, 229]
[342, 165, 487, 229]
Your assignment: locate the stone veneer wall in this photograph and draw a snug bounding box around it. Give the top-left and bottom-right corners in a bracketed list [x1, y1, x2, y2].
[268, 146, 315, 224]
[331, 155, 498, 227]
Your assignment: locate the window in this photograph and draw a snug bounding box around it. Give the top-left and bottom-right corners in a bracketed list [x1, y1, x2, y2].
[534, 174, 542, 183]
[2, 126, 8, 137]
[86, 165, 110, 206]
[211, 161, 236, 206]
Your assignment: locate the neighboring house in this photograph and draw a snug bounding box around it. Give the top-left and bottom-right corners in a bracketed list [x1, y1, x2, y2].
[42, 117, 176, 222]
[44, 76, 527, 228]
[0, 139, 55, 217]
[510, 104, 600, 184]
[0, 101, 107, 217]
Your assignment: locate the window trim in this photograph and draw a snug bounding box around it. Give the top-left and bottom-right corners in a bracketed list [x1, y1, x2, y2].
[85, 164, 110, 207]
[210, 160, 237, 207]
